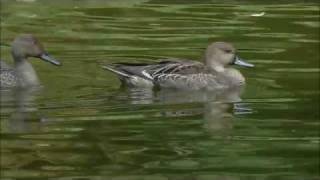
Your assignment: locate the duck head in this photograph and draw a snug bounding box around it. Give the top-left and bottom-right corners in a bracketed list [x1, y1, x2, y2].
[11, 34, 61, 66]
[204, 42, 253, 72]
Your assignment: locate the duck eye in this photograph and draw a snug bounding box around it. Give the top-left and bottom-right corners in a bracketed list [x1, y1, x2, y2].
[224, 49, 232, 53]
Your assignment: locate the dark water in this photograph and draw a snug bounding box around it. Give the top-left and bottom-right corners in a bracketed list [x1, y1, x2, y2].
[1, 0, 319, 179]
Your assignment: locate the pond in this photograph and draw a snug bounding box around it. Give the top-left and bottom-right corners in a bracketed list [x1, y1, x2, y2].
[1, 0, 319, 179]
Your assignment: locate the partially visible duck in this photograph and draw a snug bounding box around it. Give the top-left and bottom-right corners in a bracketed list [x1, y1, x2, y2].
[102, 42, 254, 90]
[0, 34, 61, 88]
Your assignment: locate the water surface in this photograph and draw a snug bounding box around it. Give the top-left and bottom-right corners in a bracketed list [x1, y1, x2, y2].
[1, 0, 319, 179]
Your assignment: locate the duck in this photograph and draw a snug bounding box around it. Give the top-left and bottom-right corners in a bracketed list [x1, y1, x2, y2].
[0, 34, 61, 88]
[102, 42, 254, 91]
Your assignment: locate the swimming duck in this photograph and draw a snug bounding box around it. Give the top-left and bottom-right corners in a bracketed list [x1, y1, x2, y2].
[0, 34, 61, 88]
[102, 42, 254, 90]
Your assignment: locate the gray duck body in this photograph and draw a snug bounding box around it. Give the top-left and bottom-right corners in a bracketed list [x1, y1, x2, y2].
[0, 34, 61, 88]
[0, 66, 20, 87]
[103, 42, 254, 90]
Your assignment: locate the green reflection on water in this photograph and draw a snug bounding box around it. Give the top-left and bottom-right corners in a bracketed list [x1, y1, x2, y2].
[1, 0, 319, 179]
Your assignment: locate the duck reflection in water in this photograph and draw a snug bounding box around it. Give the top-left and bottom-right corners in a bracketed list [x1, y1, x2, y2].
[1, 88, 43, 134]
[122, 86, 252, 135]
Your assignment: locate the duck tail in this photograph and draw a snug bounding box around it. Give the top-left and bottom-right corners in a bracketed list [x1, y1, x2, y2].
[101, 64, 131, 78]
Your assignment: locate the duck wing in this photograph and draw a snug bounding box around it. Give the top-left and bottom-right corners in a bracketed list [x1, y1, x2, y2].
[102, 59, 217, 89]
[146, 60, 221, 90]
[102, 59, 205, 80]
[102, 62, 155, 81]
[146, 59, 205, 77]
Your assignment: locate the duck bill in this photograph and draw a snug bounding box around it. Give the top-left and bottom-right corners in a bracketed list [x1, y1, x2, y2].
[40, 53, 61, 66]
[234, 56, 254, 67]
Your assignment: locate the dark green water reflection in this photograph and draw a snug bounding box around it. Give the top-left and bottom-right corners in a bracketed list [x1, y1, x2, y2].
[1, 0, 319, 179]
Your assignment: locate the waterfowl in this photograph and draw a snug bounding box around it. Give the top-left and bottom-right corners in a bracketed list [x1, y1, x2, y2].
[102, 42, 254, 90]
[0, 34, 61, 88]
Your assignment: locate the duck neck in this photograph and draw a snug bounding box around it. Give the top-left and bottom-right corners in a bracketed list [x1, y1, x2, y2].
[212, 65, 225, 73]
[13, 55, 40, 87]
[207, 62, 225, 73]
[224, 67, 245, 85]
[205, 57, 225, 73]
